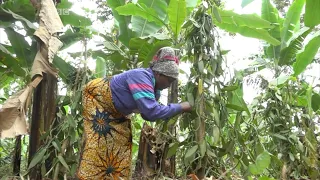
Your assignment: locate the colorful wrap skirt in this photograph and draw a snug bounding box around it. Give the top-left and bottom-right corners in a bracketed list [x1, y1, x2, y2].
[77, 78, 132, 180]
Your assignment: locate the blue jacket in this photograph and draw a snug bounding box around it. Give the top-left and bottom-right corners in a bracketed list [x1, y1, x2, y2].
[110, 68, 182, 121]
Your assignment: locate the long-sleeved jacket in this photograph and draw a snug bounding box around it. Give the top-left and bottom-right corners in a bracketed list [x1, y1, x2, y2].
[110, 68, 182, 121]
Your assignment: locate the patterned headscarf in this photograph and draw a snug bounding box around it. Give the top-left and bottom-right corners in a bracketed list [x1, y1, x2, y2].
[150, 47, 179, 79]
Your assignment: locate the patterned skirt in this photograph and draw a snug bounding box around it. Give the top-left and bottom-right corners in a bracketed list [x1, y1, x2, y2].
[77, 78, 132, 180]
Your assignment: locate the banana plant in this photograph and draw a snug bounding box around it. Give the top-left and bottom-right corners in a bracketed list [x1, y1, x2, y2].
[214, 0, 320, 78]
[0, 0, 94, 85]
[76, 0, 196, 73]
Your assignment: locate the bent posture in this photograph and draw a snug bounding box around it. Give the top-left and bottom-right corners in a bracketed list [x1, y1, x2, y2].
[77, 47, 192, 179]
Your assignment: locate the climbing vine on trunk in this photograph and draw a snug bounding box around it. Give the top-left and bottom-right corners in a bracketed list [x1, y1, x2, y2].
[181, 1, 228, 178]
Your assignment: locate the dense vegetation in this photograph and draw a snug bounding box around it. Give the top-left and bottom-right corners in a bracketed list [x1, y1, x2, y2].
[0, 0, 319, 179]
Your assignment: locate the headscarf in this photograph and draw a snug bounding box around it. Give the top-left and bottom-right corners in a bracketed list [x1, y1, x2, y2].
[149, 47, 180, 79]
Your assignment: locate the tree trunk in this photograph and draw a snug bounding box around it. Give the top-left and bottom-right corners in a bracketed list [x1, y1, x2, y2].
[133, 81, 179, 179]
[12, 135, 22, 176]
[133, 123, 159, 179]
[160, 80, 178, 177]
[28, 73, 57, 179]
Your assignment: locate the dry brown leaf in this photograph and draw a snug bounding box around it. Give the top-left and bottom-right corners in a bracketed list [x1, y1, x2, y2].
[0, 76, 42, 138]
[31, 46, 59, 78]
[0, 0, 64, 138]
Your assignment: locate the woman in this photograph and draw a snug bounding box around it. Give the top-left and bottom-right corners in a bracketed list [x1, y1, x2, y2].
[77, 47, 192, 179]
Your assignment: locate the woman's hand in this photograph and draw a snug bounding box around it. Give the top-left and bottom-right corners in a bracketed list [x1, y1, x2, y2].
[180, 102, 193, 112]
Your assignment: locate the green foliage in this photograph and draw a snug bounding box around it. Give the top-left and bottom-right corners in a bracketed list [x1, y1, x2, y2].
[129, 37, 172, 66]
[4, 27, 33, 68]
[0, 136, 29, 177]
[168, 0, 187, 38]
[59, 29, 84, 50]
[248, 151, 271, 175]
[293, 32, 320, 76]
[304, 0, 320, 27]
[131, 0, 168, 36]
[261, 0, 281, 59]
[280, 0, 305, 49]
[28, 148, 47, 170]
[115, 3, 165, 25]
[212, 7, 281, 46]
[1, 0, 320, 179]
[95, 56, 107, 78]
[107, 0, 133, 47]
[279, 27, 312, 66]
[0, 0, 35, 21]
[216, 9, 273, 28]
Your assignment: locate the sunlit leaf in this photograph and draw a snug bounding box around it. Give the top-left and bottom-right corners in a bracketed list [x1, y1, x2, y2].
[95, 57, 106, 78]
[56, 0, 73, 9]
[280, 0, 305, 49]
[216, 9, 272, 28]
[268, 75, 291, 87]
[304, 0, 320, 27]
[211, 5, 221, 23]
[261, 0, 281, 38]
[293, 32, 320, 76]
[261, 0, 281, 58]
[116, 3, 164, 25]
[249, 164, 259, 175]
[168, 0, 187, 38]
[186, 0, 198, 7]
[129, 37, 171, 66]
[214, 22, 280, 46]
[134, 121, 142, 129]
[107, 0, 133, 47]
[140, 33, 171, 40]
[131, 0, 167, 36]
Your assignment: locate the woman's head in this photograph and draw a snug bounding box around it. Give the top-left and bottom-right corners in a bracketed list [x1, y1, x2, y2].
[150, 47, 180, 90]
